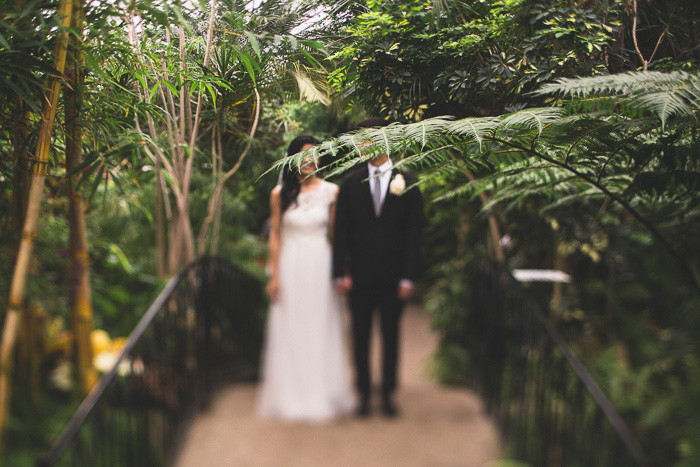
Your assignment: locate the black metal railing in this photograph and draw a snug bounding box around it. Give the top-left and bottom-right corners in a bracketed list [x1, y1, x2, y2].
[37, 256, 264, 467]
[464, 260, 651, 467]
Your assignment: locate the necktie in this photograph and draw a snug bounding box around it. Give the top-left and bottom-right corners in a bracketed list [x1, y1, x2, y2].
[372, 168, 382, 216]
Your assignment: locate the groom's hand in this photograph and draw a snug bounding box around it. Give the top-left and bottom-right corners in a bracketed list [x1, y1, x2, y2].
[335, 276, 353, 295]
[397, 280, 414, 301]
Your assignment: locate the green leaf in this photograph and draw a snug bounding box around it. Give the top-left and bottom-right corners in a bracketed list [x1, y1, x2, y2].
[163, 79, 179, 97]
[148, 80, 161, 103]
[108, 243, 134, 274]
[66, 152, 99, 178]
[0, 75, 41, 114]
[205, 82, 217, 107]
[0, 30, 10, 49]
[245, 31, 261, 58]
[299, 49, 322, 69]
[238, 51, 257, 86]
[87, 165, 105, 202]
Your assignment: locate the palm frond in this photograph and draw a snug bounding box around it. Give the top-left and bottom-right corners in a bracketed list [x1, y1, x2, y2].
[289, 64, 330, 105]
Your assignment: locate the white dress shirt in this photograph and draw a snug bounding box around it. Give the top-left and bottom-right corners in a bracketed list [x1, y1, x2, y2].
[368, 159, 393, 211]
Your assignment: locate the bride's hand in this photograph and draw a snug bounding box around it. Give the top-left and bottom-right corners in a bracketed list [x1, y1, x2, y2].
[335, 275, 353, 295]
[266, 276, 280, 302]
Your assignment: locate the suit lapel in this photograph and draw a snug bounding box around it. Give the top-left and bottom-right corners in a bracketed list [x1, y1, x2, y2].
[357, 165, 375, 216]
[381, 170, 397, 217]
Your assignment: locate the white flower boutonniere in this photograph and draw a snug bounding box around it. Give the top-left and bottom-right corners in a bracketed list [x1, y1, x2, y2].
[389, 173, 406, 195]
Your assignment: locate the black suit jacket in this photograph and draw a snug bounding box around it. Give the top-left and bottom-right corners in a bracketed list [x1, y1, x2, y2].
[332, 165, 423, 284]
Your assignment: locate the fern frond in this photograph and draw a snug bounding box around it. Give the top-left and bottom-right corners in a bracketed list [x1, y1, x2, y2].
[537, 71, 700, 128]
[537, 71, 696, 97]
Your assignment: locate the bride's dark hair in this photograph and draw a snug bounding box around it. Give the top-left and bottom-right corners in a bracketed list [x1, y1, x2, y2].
[280, 134, 320, 213]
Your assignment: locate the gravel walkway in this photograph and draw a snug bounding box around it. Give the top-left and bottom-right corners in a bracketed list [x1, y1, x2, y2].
[175, 304, 501, 466]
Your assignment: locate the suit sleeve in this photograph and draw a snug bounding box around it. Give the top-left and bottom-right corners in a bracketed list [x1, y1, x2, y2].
[332, 177, 351, 279]
[401, 174, 424, 281]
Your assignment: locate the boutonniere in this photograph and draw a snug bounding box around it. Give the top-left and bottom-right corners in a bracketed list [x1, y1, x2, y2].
[389, 173, 406, 195]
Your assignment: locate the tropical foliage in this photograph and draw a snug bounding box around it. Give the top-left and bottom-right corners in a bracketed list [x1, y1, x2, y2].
[1, 0, 700, 464]
[321, 3, 700, 462]
[280, 70, 700, 292]
[278, 69, 700, 464]
[330, 0, 622, 119]
[0, 0, 338, 460]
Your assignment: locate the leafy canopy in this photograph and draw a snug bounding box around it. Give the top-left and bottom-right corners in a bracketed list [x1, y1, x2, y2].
[277, 71, 700, 293]
[329, 0, 621, 120]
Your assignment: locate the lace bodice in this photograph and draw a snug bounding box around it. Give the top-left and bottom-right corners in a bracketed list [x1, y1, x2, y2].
[281, 181, 337, 242]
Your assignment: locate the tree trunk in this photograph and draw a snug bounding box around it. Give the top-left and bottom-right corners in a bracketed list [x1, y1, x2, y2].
[211, 195, 222, 255]
[459, 166, 506, 262]
[551, 240, 566, 324]
[0, 0, 74, 453]
[65, 1, 97, 395]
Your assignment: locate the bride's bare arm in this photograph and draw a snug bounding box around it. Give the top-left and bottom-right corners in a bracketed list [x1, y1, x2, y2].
[266, 186, 282, 301]
[329, 184, 352, 294]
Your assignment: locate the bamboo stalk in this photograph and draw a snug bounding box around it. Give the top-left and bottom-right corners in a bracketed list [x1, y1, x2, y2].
[0, 0, 74, 453]
[65, 0, 97, 395]
[11, 106, 30, 230]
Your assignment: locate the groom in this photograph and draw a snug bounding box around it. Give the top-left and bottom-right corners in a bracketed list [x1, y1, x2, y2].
[333, 117, 423, 418]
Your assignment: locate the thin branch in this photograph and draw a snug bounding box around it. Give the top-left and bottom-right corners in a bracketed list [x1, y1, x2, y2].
[649, 30, 667, 64]
[196, 87, 262, 254]
[188, 0, 218, 151]
[632, 0, 648, 70]
[222, 87, 261, 182]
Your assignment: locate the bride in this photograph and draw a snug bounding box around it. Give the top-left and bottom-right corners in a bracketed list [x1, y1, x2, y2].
[258, 134, 354, 422]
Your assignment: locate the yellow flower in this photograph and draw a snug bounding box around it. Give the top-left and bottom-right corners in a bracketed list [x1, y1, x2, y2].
[91, 329, 111, 355]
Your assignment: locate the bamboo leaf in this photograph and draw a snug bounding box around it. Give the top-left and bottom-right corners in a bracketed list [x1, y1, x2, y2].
[66, 152, 99, 177]
[298, 39, 327, 52]
[87, 165, 105, 202]
[205, 82, 217, 107]
[0, 31, 10, 49]
[132, 69, 149, 91]
[108, 243, 134, 274]
[148, 80, 161, 103]
[245, 31, 261, 58]
[163, 79, 179, 97]
[298, 48, 322, 68]
[238, 51, 257, 86]
[0, 75, 41, 114]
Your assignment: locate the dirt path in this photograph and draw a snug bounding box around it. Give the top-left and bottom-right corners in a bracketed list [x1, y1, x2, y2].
[175, 304, 501, 466]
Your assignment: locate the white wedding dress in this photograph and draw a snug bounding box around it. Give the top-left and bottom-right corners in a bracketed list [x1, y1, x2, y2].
[258, 180, 354, 422]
